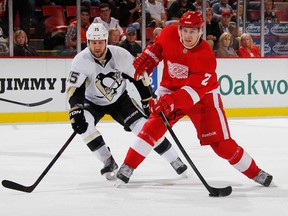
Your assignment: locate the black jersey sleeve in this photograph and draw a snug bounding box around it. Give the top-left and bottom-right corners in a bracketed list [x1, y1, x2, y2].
[68, 81, 86, 108]
[123, 74, 151, 100]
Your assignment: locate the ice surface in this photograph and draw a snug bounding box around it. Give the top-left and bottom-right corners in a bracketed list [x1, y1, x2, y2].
[0, 118, 287, 216]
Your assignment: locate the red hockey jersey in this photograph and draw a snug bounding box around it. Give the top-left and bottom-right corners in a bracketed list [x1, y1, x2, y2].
[153, 24, 219, 104]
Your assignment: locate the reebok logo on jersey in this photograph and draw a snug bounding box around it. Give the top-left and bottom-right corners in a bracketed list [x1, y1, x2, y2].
[201, 131, 217, 138]
[167, 61, 188, 79]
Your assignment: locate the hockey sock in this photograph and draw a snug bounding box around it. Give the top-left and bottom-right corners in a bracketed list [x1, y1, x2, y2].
[86, 134, 111, 163]
[210, 139, 260, 179]
[154, 137, 178, 163]
[93, 145, 112, 163]
[124, 136, 154, 169]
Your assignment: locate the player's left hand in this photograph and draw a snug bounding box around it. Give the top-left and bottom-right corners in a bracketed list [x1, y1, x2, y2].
[149, 94, 175, 116]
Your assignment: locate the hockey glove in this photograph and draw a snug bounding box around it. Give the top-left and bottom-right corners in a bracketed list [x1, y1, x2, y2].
[149, 94, 175, 117]
[69, 107, 88, 134]
[133, 45, 162, 80]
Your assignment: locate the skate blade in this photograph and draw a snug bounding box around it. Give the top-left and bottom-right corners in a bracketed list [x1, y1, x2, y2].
[268, 181, 277, 187]
[178, 170, 188, 179]
[114, 179, 126, 188]
[104, 170, 117, 181]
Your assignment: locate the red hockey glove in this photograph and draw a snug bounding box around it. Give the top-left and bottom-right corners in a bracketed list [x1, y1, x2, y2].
[133, 45, 162, 80]
[149, 94, 175, 116]
[149, 89, 197, 116]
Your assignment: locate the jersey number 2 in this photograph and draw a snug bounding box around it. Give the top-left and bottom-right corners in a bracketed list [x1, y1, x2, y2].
[201, 73, 211, 86]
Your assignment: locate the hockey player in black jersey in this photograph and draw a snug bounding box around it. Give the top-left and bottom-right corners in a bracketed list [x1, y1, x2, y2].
[67, 23, 187, 180]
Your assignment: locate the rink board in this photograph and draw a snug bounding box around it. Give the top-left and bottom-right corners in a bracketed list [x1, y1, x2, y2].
[0, 58, 287, 123]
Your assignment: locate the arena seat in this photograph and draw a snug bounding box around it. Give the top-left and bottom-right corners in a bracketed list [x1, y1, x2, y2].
[42, 6, 68, 34]
[66, 6, 77, 23]
[275, 10, 288, 22]
[247, 9, 288, 22]
[90, 6, 100, 19]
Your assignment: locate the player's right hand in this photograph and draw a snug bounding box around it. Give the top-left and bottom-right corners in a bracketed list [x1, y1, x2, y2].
[149, 94, 175, 116]
[133, 45, 162, 80]
[69, 107, 88, 134]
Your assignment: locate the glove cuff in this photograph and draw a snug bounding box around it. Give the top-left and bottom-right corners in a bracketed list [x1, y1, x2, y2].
[69, 106, 84, 120]
[71, 103, 84, 109]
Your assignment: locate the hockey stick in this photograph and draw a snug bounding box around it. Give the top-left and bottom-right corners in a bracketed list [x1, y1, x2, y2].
[2, 131, 77, 193]
[142, 72, 232, 197]
[0, 97, 53, 107]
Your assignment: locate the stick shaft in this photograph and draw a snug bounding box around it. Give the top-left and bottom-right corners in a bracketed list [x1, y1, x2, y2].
[142, 72, 232, 196]
[2, 131, 77, 193]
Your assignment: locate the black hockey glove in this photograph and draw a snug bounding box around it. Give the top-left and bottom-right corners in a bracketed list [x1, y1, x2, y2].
[69, 107, 88, 134]
[141, 99, 150, 117]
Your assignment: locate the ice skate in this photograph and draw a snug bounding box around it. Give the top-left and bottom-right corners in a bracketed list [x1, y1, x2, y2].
[115, 163, 134, 186]
[100, 156, 118, 180]
[253, 169, 273, 187]
[170, 157, 188, 176]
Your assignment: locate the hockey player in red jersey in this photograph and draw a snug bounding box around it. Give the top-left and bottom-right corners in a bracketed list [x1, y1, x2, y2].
[116, 11, 273, 187]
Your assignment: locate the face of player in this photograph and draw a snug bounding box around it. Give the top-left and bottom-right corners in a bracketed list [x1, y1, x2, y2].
[88, 40, 107, 58]
[179, 27, 200, 48]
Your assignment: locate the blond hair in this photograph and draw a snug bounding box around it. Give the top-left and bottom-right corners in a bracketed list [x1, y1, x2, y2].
[218, 32, 233, 48]
[240, 33, 254, 48]
[108, 28, 120, 36]
[14, 30, 28, 44]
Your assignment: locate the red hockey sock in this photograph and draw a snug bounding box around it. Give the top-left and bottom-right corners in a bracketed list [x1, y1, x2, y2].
[124, 148, 146, 169]
[210, 139, 260, 179]
[242, 160, 260, 179]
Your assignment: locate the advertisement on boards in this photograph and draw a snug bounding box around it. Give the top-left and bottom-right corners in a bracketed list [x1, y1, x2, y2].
[0, 58, 287, 122]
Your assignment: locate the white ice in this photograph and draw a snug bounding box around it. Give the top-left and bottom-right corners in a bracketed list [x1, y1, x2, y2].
[0, 117, 287, 216]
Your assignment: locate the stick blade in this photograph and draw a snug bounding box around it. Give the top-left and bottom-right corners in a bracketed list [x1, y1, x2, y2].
[27, 97, 53, 107]
[2, 180, 33, 193]
[209, 186, 232, 197]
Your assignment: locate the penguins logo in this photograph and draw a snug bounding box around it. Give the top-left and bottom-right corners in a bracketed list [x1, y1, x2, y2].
[95, 70, 123, 101]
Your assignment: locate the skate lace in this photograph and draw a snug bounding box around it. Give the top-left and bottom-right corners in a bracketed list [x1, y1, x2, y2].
[119, 165, 133, 178]
[254, 170, 268, 184]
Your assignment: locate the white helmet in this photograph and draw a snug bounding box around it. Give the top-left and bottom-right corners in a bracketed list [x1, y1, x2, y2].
[86, 23, 108, 42]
